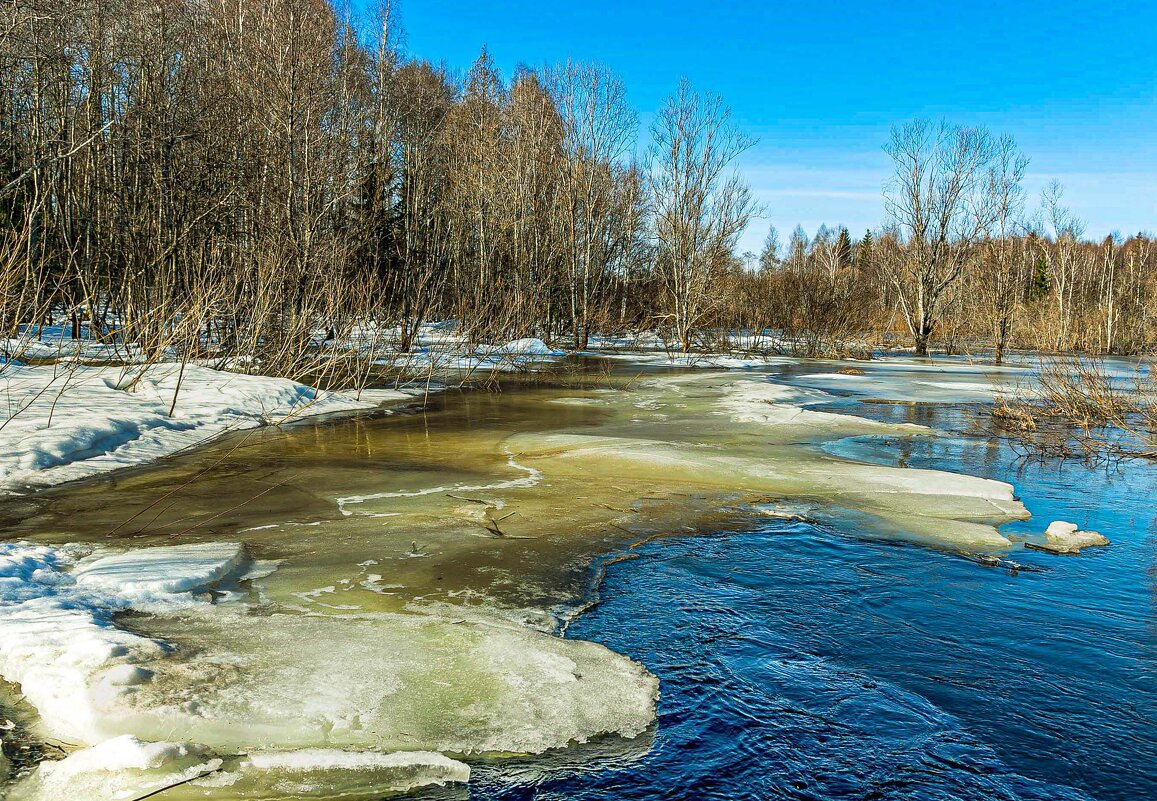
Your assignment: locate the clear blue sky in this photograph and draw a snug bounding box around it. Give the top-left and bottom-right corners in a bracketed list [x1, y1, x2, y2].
[361, 0, 1156, 252]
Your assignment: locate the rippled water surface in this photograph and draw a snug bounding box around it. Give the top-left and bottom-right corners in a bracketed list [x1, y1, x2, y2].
[3, 360, 1153, 800]
[468, 397, 1156, 801]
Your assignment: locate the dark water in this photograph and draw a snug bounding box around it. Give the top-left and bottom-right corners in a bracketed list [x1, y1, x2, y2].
[467, 402, 1157, 800]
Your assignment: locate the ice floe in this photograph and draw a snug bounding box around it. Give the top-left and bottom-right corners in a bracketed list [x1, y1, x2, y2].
[220, 749, 470, 798]
[718, 378, 925, 432]
[8, 737, 471, 801]
[788, 359, 1028, 404]
[8, 735, 220, 801]
[0, 537, 657, 797]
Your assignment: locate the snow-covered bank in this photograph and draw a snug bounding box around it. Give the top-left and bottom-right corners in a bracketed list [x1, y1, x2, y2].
[0, 540, 656, 799]
[0, 363, 408, 494]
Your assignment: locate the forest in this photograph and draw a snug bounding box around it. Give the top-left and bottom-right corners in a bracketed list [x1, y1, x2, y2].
[2, 0, 1154, 381]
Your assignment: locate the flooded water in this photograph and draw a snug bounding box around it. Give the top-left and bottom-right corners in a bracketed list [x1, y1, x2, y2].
[469, 396, 1157, 800]
[1, 358, 1152, 800]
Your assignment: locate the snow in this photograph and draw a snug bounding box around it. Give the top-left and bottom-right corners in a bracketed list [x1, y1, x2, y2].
[788, 359, 1028, 403]
[490, 337, 557, 356]
[75, 542, 248, 596]
[599, 351, 793, 369]
[2, 324, 144, 364]
[10, 740, 470, 801]
[0, 542, 255, 746]
[0, 363, 381, 493]
[718, 379, 924, 431]
[1039, 520, 1110, 554]
[8, 735, 221, 801]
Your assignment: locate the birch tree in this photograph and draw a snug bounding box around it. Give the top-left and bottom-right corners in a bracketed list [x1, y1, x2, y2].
[649, 79, 755, 352]
[883, 120, 996, 355]
[976, 134, 1028, 363]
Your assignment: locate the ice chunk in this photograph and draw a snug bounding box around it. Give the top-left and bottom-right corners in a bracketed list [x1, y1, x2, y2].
[102, 610, 658, 756]
[9, 735, 221, 801]
[1, 539, 656, 767]
[75, 542, 248, 597]
[718, 379, 925, 432]
[1029, 520, 1111, 554]
[227, 749, 470, 797]
[0, 542, 255, 747]
[1046, 521, 1079, 540]
[493, 337, 555, 356]
[507, 431, 1026, 551]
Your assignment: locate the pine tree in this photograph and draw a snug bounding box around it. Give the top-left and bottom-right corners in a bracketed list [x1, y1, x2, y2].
[855, 230, 874, 272]
[835, 227, 853, 269]
[1028, 255, 1050, 301]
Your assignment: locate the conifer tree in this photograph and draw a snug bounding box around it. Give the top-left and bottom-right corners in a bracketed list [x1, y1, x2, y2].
[835, 227, 853, 269]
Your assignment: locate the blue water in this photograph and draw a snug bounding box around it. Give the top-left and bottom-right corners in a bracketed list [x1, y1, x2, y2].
[468, 403, 1156, 800]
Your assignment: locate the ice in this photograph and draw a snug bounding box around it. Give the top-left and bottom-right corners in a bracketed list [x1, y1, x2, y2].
[336, 450, 543, 516]
[789, 359, 1028, 404]
[98, 610, 657, 756]
[718, 379, 924, 431]
[507, 424, 1027, 552]
[75, 542, 248, 596]
[0, 542, 253, 745]
[8, 735, 221, 801]
[0, 538, 657, 790]
[1035, 520, 1110, 554]
[224, 749, 470, 797]
[9, 738, 468, 801]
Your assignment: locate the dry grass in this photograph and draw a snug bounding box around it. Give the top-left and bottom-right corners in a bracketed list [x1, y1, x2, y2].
[992, 356, 1157, 460]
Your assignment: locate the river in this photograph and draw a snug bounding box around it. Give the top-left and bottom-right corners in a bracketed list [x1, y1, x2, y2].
[0, 357, 1152, 800]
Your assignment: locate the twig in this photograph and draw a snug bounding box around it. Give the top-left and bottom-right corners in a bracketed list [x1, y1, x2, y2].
[128, 767, 223, 801]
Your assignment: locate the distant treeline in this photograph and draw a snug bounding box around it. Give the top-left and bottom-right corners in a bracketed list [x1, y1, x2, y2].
[735, 220, 1157, 361]
[0, 1, 1152, 376]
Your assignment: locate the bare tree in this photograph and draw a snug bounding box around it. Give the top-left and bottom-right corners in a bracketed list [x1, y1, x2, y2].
[758, 225, 780, 272]
[976, 134, 1028, 363]
[546, 60, 638, 349]
[1040, 182, 1085, 350]
[649, 79, 756, 352]
[883, 120, 996, 355]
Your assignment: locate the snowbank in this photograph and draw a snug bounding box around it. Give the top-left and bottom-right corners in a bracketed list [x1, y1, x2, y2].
[0, 363, 380, 493]
[490, 337, 557, 356]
